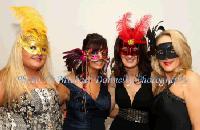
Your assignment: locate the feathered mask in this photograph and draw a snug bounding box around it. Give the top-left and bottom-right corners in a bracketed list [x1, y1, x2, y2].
[11, 6, 49, 55]
[63, 48, 109, 79]
[63, 48, 86, 71]
[146, 21, 165, 56]
[117, 12, 152, 46]
[11, 6, 47, 34]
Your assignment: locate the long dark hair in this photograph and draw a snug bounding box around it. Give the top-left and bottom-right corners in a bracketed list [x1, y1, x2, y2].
[113, 37, 152, 78]
[75, 33, 108, 79]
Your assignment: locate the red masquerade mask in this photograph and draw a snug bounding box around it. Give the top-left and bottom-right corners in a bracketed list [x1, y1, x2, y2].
[120, 45, 139, 56]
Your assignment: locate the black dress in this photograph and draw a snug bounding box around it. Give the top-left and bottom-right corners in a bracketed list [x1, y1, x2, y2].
[61, 77, 111, 130]
[152, 83, 192, 130]
[110, 75, 154, 130]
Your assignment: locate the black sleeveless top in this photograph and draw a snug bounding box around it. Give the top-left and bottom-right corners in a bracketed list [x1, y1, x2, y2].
[60, 77, 111, 130]
[152, 83, 192, 130]
[110, 74, 154, 130]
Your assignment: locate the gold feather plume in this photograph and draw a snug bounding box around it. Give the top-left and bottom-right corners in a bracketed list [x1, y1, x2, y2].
[11, 6, 47, 34]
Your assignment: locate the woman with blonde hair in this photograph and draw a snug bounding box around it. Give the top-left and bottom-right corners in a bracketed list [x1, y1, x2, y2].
[151, 29, 200, 130]
[0, 6, 62, 129]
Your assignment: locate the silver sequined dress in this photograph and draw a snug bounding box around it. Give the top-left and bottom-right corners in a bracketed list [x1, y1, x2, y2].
[0, 88, 62, 130]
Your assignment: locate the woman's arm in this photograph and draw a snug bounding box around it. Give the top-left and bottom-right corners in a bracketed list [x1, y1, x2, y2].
[109, 104, 119, 118]
[56, 82, 70, 105]
[108, 76, 118, 118]
[184, 71, 200, 130]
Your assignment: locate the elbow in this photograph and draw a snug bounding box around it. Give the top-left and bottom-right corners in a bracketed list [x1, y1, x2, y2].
[109, 107, 119, 118]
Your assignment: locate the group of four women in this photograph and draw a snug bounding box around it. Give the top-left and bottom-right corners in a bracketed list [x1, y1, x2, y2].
[0, 6, 200, 130]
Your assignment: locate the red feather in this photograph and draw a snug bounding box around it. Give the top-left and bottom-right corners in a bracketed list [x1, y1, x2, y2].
[132, 15, 152, 44]
[116, 12, 132, 42]
[116, 12, 152, 45]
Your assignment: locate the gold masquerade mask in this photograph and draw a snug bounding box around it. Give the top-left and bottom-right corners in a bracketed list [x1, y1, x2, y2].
[11, 6, 48, 55]
[19, 30, 48, 55]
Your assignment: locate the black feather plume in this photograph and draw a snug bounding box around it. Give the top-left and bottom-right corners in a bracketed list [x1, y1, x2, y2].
[146, 21, 165, 56]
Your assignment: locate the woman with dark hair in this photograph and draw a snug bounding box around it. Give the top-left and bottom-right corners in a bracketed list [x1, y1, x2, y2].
[57, 33, 111, 130]
[109, 12, 154, 130]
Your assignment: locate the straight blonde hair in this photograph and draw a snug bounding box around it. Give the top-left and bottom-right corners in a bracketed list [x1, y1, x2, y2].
[0, 34, 55, 105]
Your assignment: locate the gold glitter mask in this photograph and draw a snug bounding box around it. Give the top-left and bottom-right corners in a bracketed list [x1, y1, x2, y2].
[11, 6, 49, 55]
[19, 31, 48, 55]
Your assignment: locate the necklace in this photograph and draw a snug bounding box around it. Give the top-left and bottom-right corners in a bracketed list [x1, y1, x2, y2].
[88, 80, 100, 99]
[125, 74, 141, 87]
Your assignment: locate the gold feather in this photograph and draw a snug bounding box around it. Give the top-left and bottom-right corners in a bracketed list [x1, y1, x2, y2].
[11, 6, 47, 34]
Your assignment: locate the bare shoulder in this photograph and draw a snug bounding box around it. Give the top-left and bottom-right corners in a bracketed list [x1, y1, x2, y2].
[183, 70, 200, 96]
[185, 70, 200, 86]
[182, 70, 200, 129]
[56, 81, 70, 103]
[56, 74, 70, 92]
[57, 82, 69, 93]
[66, 72, 76, 80]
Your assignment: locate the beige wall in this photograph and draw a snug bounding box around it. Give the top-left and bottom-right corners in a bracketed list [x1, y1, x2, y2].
[0, 0, 200, 80]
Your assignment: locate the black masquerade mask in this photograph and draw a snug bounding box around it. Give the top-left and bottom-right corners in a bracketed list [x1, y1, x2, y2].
[156, 42, 178, 60]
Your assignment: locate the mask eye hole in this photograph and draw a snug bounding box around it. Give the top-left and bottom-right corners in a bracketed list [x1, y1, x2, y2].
[102, 52, 107, 57]
[170, 49, 176, 54]
[158, 50, 164, 54]
[132, 47, 139, 52]
[157, 50, 164, 55]
[120, 48, 128, 56]
[91, 50, 98, 55]
[42, 48, 47, 52]
[121, 47, 128, 52]
[101, 50, 108, 56]
[122, 47, 127, 50]
[30, 46, 37, 50]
